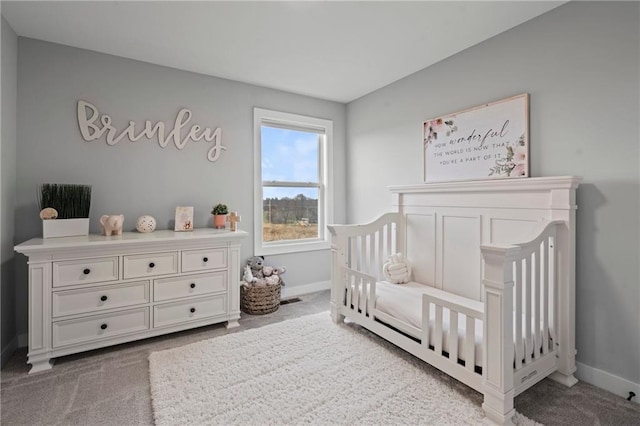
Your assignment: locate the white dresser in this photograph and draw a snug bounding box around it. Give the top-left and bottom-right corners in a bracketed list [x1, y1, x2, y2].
[14, 229, 247, 373]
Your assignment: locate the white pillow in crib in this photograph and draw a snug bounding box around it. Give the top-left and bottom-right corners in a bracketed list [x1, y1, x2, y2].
[382, 253, 412, 284]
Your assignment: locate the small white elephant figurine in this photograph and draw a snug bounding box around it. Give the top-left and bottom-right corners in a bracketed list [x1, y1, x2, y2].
[100, 214, 124, 236]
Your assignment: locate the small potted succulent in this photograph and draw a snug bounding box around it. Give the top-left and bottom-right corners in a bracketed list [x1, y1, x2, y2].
[211, 203, 228, 229]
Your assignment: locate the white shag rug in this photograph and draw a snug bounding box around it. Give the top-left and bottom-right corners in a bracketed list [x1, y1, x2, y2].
[149, 312, 541, 425]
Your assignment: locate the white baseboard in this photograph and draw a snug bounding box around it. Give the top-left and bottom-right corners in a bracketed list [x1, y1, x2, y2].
[281, 280, 330, 300]
[18, 333, 28, 348]
[576, 362, 640, 404]
[1, 336, 18, 367]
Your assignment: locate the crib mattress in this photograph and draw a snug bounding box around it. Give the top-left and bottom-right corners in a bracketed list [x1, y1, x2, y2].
[372, 281, 483, 366]
[353, 281, 550, 368]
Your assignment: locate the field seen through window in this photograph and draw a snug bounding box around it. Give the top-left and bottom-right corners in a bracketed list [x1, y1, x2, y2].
[263, 223, 318, 242]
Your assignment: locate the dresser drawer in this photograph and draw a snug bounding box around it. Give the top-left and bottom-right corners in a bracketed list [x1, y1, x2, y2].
[154, 272, 227, 302]
[52, 281, 150, 318]
[123, 252, 178, 279]
[153, 295, 227, 328]
[181, 248, 226, 273]
[52, 307, 150, 348]
[53, 257, 119, 288]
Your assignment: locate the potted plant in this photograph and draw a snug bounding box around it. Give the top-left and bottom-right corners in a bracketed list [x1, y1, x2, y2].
[39, 183, 92, 238]
[211, 203, 228, 229]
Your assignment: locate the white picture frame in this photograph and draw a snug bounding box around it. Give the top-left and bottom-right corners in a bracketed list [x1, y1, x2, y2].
[174, 206, 194, 231]
[423, 93, 529, 183]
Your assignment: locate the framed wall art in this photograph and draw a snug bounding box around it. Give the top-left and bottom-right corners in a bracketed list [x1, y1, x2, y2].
[174, 206, 194, 231]
[423, 93, 529, 183]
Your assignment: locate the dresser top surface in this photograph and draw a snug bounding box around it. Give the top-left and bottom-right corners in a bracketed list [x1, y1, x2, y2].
[15, 228, 248, 254]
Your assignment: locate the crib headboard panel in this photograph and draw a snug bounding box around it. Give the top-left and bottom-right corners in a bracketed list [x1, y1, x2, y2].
[389, 176, 580, 301]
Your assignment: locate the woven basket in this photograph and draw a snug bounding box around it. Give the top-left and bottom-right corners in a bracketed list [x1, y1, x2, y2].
[241, 282, 282, 315]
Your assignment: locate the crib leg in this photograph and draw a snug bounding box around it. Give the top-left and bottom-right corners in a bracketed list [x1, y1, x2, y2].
[330, 304, 345, 324]
[482, 387, 515, 425]
[549, 370, 578, 388]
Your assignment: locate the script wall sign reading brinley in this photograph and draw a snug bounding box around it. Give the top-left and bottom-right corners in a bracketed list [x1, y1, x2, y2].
[77, 100, 226, 162]
[423, 93, 529, 183]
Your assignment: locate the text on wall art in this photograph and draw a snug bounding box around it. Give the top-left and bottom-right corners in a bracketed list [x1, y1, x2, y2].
[77, 100, 226, 162]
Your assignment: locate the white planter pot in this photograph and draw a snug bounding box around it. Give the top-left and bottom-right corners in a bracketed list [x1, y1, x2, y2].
[42, 218, 90, 238]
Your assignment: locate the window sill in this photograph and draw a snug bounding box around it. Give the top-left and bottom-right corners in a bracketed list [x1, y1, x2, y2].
[255, 240, 330, 256]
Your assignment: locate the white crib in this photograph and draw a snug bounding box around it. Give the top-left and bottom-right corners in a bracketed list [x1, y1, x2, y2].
[328, 176, 581, 425]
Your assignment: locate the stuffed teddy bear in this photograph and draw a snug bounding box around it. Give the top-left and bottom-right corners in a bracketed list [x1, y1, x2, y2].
[242, 256, 286, 287]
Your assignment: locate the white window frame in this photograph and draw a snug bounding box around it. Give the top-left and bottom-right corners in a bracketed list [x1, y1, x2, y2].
[253, 107, 333, 256]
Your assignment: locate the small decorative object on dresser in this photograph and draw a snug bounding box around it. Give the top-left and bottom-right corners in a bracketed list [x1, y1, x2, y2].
[14, 228, 248, 373]
[211, 203, 228, 229]
[175, 206, 194, 231]
[39, 183, 92, 238]
[39, 207, 58, 220]
[228, 211, 241, 232]
[100, 214, 124, 236]
[136, 215, 157, 233]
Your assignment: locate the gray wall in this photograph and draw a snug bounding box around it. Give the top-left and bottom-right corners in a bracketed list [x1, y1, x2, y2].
[15, 38, 346, 337]
[1, 16, 18, 365]
[346, 2, 640, 384]
[7, 1, 639, 391]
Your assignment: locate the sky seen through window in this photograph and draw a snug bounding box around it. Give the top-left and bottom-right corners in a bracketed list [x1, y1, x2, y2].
[261, 126, 319, 199]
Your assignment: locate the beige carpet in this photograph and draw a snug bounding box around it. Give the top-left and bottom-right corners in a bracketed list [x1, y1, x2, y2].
[149, 312, 539, 425]
[3, 291, 639, 425]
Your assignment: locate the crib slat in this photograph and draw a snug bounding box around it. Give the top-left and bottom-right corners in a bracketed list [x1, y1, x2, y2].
[391, 222, 397, 254]
[345, 272, 353, 310]
[422, 300, 430, 348]
[359, 236, 364, 271]
[357, 276, 362, 314]
[525, 253, 532, 365]
[377, 230, 383, 279]
[362, 277, 368, 314]
[449, 309, 458, 363]
[368, 280, 376, 319]
[369, 234, 375, 277]
[359, 277, 365, 313]
[515, 260, 523, 369]
[355, 276, 361, 312]
[435, 305, 443, 355]
[534, 246, 541, 359]
[372, 231, 378, 279]
[542, 239, 550, 354]
[550, 235, 558, 353]
[352, 236, 356, 270]
[380, 225, 384, 262]
[361, 236, 367, 275]
[363, 278, 369, 314]
[349, 237, 356, 270]
[386, 223, 392, 260]
[465, 316, 475, 371]
[353, 276, 360, 314]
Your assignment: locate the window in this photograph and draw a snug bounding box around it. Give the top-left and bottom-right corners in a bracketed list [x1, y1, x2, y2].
[254, 108, 333, 255]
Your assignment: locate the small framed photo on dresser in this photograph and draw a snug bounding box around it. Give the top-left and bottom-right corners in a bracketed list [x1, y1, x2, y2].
[174, 206, 194, 231]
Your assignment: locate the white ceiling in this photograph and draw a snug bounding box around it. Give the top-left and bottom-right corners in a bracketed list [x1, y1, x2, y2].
[2, 1, 565, 103]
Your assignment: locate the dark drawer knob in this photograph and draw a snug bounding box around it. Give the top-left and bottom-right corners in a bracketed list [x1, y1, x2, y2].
[190, 307, 196, 313]
[190, 283, 196, 289]
[83, 268, 91, 275]
[148, 262, 155, 268]
[100, 323, 108, 330]
[100, 295, 108, 302]
[203, 257, 208, 262]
